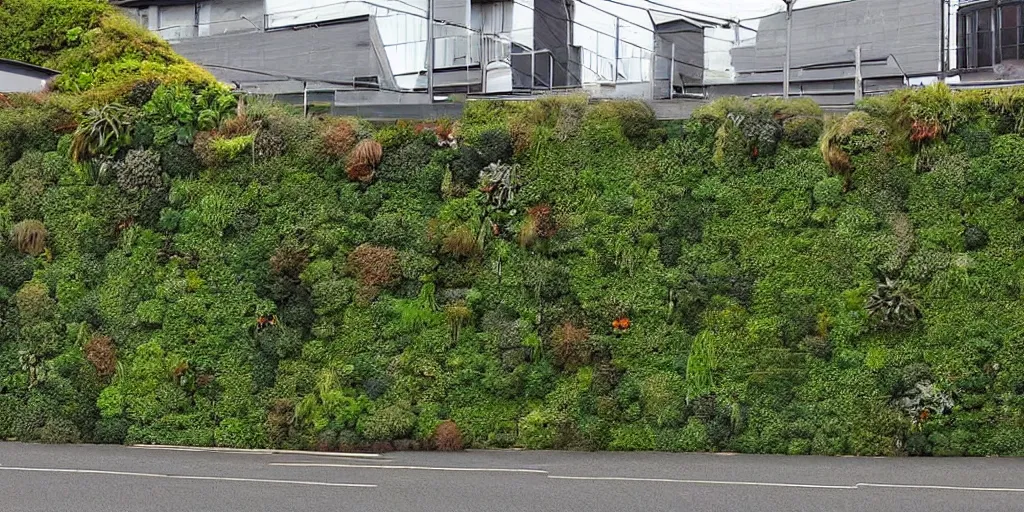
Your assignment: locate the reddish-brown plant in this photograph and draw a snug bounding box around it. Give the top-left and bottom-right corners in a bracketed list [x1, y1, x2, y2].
[434, 420, 464, 451]
[346, 162, 375, 183]
[270, 246, 309, 279]
[527, 204, 556, 238]
[910, 120, 942, 144]
[552, 322, 592, 369]
[347, 244, 401, 299]
[322, 120, 358, 158]
[84, 335, 116, 378]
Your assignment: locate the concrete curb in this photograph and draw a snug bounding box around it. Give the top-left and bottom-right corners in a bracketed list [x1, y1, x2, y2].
[128, 444, 382, 459]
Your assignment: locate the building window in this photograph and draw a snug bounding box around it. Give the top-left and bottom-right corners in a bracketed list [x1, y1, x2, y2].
[136, 8, 150, 29]
[959, 3, 1024, 70]
[1001, 4, 1024, 61]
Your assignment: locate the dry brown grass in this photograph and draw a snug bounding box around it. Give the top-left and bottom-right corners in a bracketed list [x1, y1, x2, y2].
[434, 420, 464, 451]
[10, 219, 48, 256]
[85, 335, 117, 378]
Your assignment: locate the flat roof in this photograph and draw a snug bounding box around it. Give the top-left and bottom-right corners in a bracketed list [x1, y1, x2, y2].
[0, 58, 60, 76]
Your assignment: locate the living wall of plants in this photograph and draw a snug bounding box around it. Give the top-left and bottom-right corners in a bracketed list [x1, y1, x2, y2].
[5, 2, 1024, 457]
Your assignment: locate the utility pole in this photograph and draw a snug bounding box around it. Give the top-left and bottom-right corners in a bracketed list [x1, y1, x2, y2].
[426, 0, 435, 102]
[854, 45, 863, 102]
[939, 0, 948, 81]
[783, 0, 796, 99]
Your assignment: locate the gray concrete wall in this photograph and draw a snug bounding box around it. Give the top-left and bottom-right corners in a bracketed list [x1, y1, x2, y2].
[533, 0, 572, 87]
[172, 18, 392, 90]
[731, 0, 941, 80]
[157, 4, 196, 40]
[0, 65, 52, 93]
[654, 19, 703, 99]
[203, 0, 265, 37]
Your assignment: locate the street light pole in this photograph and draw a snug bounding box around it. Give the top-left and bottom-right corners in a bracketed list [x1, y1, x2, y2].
[783, 0, 796, 99]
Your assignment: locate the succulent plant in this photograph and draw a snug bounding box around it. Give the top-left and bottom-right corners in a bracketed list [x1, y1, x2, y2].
[479, 161, 516, 209]
[866, 277, 920, 327]
[115, 149, 162, 193]
[893, 381, 953, 427]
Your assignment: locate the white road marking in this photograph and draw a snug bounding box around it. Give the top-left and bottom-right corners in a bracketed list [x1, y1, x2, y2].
[548, 476, 1024, 493]
[548, 475, 857, 490]
[271, 462, 549, 474]
[129, 445, 381, 458]
[857, 483, 1024, 493]
[0, 465, 376, 488]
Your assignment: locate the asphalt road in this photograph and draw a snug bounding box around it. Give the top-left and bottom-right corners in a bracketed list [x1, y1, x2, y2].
[1, 442, 1023, 512]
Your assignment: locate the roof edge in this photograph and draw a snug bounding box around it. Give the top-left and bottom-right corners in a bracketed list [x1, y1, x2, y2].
[0, 58, 61, 76]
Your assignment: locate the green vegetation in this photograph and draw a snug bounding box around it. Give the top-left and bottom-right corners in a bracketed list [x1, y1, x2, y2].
[3, 2, 1024, 456]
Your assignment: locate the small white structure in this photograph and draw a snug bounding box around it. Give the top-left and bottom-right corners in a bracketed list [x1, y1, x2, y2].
[0, 59, 59, 93]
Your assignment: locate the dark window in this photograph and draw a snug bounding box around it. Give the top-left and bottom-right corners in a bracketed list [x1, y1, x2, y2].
[959, 3, 1024, 69]
[958, 14, 967, 68]
[353, 76, 379, 90]
[978, 7, 993, 67]
[1001, 5, 1024, 61]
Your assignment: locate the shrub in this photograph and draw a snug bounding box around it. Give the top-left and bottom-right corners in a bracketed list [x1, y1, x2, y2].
[783, 116, 824, 147]
[10, 219, 48, 256]
[115, 149, 162, 192]
[434, 420, 464, 451]
[159, 142, 201, 178]
[813, 177, 844, 207]
[590, 100, 657, 142]
[209, 134, 255, 165]
[14, 280, 54, 322]
[819, 112, 887, 189]
[39, 417, 81, 444]
[254, 129, 286, 161]
[358, 404, 416, 442]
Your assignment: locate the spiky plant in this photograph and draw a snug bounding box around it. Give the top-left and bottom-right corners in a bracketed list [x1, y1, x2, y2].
[445, 301, 472, 342]
[479, 161, 516, 209]
[346, 139, 383, 183]
[866, 277, 920, 327]
[71, 103, 134, 162]
[10, 219, 47, 256]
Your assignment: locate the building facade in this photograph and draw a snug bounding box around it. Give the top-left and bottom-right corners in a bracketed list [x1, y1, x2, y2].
[113, 0, 581, 98]
[953, 0, 1024, 80]
[701, 0, 941, 107]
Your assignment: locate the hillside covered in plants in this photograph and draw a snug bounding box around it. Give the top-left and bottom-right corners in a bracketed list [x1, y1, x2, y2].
[4, 1, 1024, 457]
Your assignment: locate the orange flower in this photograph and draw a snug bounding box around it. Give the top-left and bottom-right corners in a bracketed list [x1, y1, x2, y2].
[612, 319, 621, 330]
